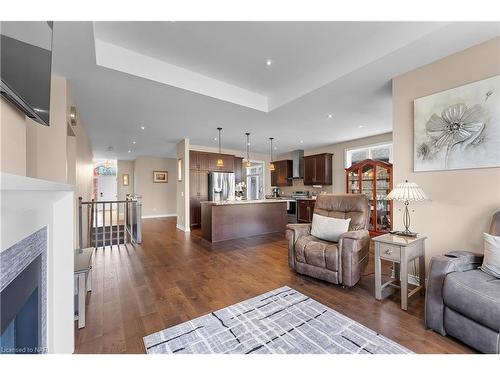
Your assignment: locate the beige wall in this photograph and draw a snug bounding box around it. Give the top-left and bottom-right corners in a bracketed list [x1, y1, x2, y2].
[117, 160, 135, 200]
[176, 139, 190, 231]
[0, 98, 28, 175]
[392, 37, 500, 265]
[26, 76, 68, 183]
[190, 144, 274, 197]
[134, 156, 177, 217]
[277, 132, 392, 195]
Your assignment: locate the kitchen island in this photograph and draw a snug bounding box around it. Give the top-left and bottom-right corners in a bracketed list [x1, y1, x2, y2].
[201, 200, 287, 242]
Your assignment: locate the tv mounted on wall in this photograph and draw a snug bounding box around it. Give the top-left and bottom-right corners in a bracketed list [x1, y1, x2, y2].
[1, 21, 53, 126]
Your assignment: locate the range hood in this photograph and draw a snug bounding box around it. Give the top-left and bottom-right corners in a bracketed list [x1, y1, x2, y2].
[290, 150, 304, 179]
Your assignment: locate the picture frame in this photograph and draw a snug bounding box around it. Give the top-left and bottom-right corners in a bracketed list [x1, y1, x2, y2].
[153, 170, 168, 183]
[414, 75, 500, 172]
[122, 174, 129, 186]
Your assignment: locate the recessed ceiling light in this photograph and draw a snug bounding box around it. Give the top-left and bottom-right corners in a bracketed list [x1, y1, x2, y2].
[213, 137, 217, 141]
[128, 150, 131, 153]
[140, 126, 145, 130]
[132, 141, 136, 144]
[328, 114, 333, 118]
[299, 140, 304, 144]
[274, 146, 277, 150]
[265, 59, 273, 67]
[358, 125, 364, 129]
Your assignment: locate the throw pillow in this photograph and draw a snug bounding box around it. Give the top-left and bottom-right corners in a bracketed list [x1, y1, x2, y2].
[310, 214, 351, 243]
[480, 232, 500, 278]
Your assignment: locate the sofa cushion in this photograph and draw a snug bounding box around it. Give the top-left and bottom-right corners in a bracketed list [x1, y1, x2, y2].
[480, 232, 500, 278]
[310, 214, 350, 242]
[443, 269, 500, 332]
[295, 235, 338, 271]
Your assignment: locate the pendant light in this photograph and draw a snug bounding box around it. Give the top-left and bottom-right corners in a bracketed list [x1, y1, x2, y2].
[216, 127, 224, 167]
[245, 132, 252, 168]
[269, 137, 276, 171]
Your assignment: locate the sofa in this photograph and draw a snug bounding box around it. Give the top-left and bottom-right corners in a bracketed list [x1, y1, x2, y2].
[425, 211, 500, 353]
[286, 194, 370, 287]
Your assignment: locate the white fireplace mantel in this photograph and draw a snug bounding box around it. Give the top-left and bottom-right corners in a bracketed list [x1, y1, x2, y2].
[1, 172, 74, 354]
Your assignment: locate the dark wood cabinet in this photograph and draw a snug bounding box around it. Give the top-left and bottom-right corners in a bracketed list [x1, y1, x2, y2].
[234, 157, 243, 184]
[345, 159, 393, 236]
[271, 160, 293, 187]
[208, 153, 234, 172]
[190, 151, 210, 171]
[189, 150, 235, 226]
[297, 199, 315, 223]
[303, 153, 332, 185]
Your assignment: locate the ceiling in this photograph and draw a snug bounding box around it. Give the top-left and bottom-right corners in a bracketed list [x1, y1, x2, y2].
[51, 21, 500, 160]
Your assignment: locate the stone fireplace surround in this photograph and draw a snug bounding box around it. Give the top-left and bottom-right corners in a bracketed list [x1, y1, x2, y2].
[1, 173, 74, 353]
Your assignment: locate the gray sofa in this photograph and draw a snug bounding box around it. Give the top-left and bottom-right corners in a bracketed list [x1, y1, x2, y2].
[425, 211, 500, 353]
[286, 194, 371, 287]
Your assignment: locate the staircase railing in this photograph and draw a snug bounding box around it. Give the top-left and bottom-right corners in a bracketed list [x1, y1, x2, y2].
[78, 195, 142, 249]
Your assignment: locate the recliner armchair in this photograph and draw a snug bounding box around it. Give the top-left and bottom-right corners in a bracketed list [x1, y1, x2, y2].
[286, 194, 371, 287]
[425, 211, 500, 353]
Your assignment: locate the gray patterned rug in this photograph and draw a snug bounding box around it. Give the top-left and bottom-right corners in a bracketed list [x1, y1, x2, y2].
[143, 286, 412, 354]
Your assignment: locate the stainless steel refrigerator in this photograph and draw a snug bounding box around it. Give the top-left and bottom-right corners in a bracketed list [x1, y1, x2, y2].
[208, 172, 235, 201]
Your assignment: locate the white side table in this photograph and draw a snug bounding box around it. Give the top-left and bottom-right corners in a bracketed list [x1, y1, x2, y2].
[74, 248, 94, 328]
[373, 234, 426, 310]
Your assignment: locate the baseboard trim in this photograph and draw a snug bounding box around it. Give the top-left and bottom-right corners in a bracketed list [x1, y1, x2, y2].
[176, 224, 191, 232]
[142, 213, 177, 219]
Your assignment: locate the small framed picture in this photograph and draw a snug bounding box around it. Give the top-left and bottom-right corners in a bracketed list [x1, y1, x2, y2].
[153, 170, 168, 183]
[122, 174, 129, 186]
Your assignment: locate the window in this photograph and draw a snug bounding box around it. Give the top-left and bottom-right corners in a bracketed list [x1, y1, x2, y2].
[345, 143, 393, 168]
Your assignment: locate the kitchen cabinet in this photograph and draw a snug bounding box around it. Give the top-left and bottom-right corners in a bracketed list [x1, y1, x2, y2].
[297, 199, 316, 223]
[189, 151, 210, 171]
[234, 157, 243, 184]
[303, 153, 332, 185]
[189, 170, 209, 227]
[271, 160, 293, 187]
[345, 159, 393, 235]
[208, 153, 234, 172]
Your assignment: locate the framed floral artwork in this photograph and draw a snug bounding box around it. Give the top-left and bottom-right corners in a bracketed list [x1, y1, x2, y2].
[153, 170, 168, 183]
[414, 75, 500, 172]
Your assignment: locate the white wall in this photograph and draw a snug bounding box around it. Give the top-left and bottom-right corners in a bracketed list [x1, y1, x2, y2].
[392, 37, 500, 264]
[134, 156, 177, 217]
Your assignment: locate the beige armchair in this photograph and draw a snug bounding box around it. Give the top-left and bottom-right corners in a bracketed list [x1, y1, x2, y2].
[286, 194, 371, 287]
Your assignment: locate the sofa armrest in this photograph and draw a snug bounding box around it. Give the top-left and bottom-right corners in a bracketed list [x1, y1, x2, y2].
[338, 229, 370, 287]
[285, 224, 311, 269]
[425, 251, 483, 335]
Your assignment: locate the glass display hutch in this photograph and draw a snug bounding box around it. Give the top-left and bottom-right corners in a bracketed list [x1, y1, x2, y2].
[345, 159, 393, 235]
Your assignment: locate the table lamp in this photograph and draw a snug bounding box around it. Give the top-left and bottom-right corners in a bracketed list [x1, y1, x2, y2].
[386, 180, 428, 237]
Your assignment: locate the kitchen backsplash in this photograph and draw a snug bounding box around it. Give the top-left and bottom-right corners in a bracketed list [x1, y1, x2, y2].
[278, 179, 333, 196]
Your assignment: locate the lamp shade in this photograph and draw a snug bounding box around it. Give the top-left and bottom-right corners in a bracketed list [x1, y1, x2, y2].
[386, 180, 428, 202]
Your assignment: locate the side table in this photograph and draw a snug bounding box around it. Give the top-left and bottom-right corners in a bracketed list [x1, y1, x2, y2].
[74, 247, 94, 328]
[373, 233, 426, 310]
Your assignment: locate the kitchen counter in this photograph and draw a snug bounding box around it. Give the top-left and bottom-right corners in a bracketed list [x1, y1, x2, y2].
[201, 200, 287, 242]
[201, 199, 290, 205]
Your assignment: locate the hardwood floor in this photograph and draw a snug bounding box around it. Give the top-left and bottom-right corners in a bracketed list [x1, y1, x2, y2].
[75, 217, 474, 354]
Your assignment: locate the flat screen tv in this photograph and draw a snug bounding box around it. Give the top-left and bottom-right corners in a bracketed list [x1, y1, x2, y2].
[1, 21, 53, 126]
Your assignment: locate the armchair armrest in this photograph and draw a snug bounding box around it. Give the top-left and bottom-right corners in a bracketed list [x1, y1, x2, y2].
[425, 251, 483, 335]
[285, 224, 311, 269]
[338, 229, 370, 287]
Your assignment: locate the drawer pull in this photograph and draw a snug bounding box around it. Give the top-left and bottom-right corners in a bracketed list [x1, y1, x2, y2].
[385, 249, 393, 255]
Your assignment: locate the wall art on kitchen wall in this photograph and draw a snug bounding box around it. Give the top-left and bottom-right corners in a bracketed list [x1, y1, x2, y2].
[414, 75, 500, 172]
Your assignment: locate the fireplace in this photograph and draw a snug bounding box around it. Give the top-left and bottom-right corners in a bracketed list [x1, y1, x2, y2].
[0, 227, 47, 354]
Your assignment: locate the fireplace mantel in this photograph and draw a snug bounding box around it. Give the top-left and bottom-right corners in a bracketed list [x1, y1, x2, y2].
[1, 172, 74, 353]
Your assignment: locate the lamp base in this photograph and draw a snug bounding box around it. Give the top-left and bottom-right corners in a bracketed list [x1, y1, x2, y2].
[389, 230, 418, 238]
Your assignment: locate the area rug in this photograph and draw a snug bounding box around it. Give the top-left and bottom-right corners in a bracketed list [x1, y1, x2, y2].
[143, 286, 412, 354]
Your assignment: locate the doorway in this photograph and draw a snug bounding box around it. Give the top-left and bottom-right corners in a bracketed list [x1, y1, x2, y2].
[245, 161, 264, 200]
[93, 160, 117, 202]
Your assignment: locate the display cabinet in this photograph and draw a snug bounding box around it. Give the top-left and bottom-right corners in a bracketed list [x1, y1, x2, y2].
[345, 159, 393, 235]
